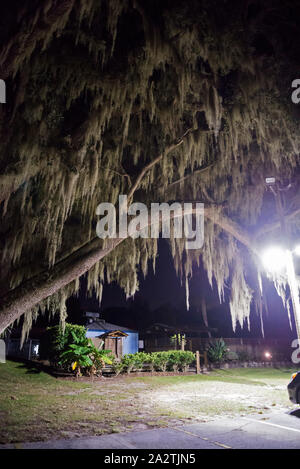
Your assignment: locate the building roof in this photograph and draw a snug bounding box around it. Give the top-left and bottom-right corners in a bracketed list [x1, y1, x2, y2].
[97, 330, 129, 339]
[86, 319, 137, 333]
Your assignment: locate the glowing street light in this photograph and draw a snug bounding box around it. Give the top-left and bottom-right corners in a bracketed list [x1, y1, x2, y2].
[264, 177, 300, 342]
[260, 245, 300, 342]
[261, 246, 287, 273]
[294, 245, 300, 257]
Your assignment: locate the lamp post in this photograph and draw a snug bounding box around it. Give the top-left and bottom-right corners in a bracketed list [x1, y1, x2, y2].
[265, 178, 300, 342]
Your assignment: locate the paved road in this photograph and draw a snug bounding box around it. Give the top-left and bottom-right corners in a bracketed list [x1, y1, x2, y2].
[2, 409, 300, 449]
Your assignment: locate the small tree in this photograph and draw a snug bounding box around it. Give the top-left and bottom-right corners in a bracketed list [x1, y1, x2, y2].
[170, 333, 186, 350]
[59, 340, 113, 377]
[207, 339, 228, 365]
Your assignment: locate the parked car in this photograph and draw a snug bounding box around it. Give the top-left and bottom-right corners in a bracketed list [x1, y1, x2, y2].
[287, 372, 300, 404]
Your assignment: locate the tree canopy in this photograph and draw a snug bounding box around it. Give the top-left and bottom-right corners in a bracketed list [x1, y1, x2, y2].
[0, 0, 300, 340]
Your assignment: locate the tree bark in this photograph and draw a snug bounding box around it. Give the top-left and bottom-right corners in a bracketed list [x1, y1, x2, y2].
[0, 237, 123, 333]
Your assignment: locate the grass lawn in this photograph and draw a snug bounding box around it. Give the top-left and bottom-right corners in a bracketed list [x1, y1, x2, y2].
[0, 360, 297, 444]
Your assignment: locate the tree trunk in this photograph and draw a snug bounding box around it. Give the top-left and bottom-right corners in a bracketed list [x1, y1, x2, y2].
[0, 237, 123, 333]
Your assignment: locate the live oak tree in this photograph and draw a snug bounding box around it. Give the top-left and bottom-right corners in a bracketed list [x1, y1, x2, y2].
[0, 0, 300, 341]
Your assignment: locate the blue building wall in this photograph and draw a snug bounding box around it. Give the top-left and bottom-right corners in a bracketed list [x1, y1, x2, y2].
[122, 332, 139, 355]
[86, 330, 138, 356]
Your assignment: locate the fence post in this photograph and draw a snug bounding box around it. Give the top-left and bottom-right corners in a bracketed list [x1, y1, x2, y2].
[181, 336, 185, 351]
[196, 350, 201, 374]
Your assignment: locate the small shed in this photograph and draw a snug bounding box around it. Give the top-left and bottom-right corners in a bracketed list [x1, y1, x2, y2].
[86, 319, 138, 358]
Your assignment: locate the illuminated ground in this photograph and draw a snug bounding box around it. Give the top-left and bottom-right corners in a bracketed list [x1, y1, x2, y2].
[0, 361, 298, 445]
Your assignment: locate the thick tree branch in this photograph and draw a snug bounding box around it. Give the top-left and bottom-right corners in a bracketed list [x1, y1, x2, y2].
[166, 163, 214, 190]
[254, 206, 300, 240]
[127, 128, 193, 200]
[0, 204, 255, 333]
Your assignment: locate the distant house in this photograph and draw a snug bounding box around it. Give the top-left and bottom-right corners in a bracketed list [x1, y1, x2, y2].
[85, 314, 138, 358]
[141, 322, 216, 352]
[5, 327, 43, 360]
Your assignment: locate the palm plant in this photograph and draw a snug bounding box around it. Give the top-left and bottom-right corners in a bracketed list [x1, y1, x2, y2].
[59, 334, 113, 377]
[60, 342, 93, 376]
[207, 339, 228, 365]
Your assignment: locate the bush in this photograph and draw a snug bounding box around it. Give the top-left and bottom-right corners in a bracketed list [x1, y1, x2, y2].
[40, 323, 87, 367]
[207, 339, 228, 364]
[237, 350, 252, 362]
[226, 349, 239, 361]
[59, 340, 113, 377]
[166, 351, 195, 372]
[91, 349, 114, 374]
[40, 323, 114, 376]
[119, 352, 150, 373]
[111, 359, 125, 376]
[111, 350, 196, 375]
[144, 353, 156, 372]
[152, 351, 170, 372]
[177, 350, 195, 371]
[166, 351, 179, 371]
[121, 354, 139, 373]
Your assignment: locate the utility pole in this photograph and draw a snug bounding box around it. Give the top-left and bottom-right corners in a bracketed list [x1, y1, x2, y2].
[267, 178, 300, 341]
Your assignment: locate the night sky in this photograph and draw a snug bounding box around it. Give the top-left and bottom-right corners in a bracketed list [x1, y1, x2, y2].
[65, 239, 297, 342]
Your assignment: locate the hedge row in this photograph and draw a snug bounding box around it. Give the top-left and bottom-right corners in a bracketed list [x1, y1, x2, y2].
[112, 350, 195, 374]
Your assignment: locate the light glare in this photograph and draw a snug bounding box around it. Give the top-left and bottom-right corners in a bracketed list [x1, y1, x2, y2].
[261, 246, 286, 273]
[294, 245, 300, 257]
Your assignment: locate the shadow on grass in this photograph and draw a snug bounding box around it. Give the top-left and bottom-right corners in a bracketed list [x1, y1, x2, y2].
[8, 357, 66, 378]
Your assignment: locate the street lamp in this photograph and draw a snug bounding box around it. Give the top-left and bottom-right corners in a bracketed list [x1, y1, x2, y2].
[261, 246, 287, 273]
[261, 245, 300, 341]
[294, 245, 300, 257]
[263, 177, 300, 342]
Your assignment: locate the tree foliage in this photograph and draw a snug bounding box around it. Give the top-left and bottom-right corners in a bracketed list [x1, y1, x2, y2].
[0, 0, 300, 336]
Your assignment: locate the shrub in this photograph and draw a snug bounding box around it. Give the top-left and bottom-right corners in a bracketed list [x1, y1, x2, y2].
[91, 349, 114, 374]
[119, 352, 150, 373]
[59, 341, 94, 376]
[144, 353, 156, 372]
[121, 354, 138, 373]
[111, 359, 125, 376]
[207, 339, 228, 364]
[59, 339, 113, 377]
[237, 350, 252, 362]
[133, 352, 149, 370]
[177, 350, 195, 371]
[152, 351, 170, 372]
[166, 350, 195, 372]
[167, 351, 180, 371]
[40, 323, 87, 367]
[113, 350, 195, 375]
[226, 349, 239, 361]
[40, 323, 114, 376]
